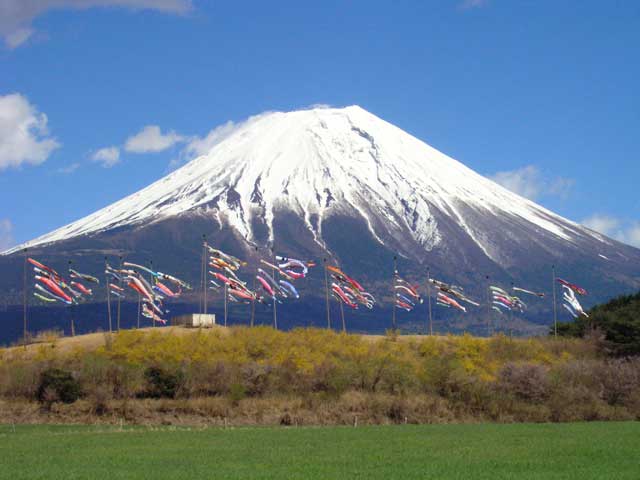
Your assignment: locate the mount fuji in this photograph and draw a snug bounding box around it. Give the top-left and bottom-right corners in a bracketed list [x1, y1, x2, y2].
[1, 106, 639, 336]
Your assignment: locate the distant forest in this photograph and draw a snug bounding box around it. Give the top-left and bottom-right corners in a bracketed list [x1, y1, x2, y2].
[557, 291, 640, 356]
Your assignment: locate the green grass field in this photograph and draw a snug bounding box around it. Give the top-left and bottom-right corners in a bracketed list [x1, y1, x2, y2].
[0, 422, 638, 479]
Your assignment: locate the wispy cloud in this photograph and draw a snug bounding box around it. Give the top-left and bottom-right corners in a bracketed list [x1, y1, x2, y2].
[125, 125, 185, 153]
[307, 103, 333, 110]
[167, 122, 237, 170]
[4, 26, 33, 49]
[181, 121, 237, 159]
[458, 0, 489, 11]
[169, 112, 273, 169]
[0, 218, 14, 251]
[582, 214, 640, 248]
[546, 177, 575, 200]
[107, 111, 271, 171]
[0, 93, 60, 170]
[489, 165, 574, 201]
[91, 146, 120, 168]
[58, 162, 81, 174]
[0, 0, 193, 49]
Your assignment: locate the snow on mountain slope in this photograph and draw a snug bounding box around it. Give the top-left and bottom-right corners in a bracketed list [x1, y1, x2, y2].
[4, 106, 604, 258]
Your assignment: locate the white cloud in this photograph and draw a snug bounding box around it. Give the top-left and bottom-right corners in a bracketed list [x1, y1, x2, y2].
[4, 27, 34, 49]
[113, 112, 271, 171]
[624, 224, 640, 248]
[0, 0, 193, 49]
[582, 214, 640, 248]
[171, 112, 272, 168]
[546, 176, 575, 200]
[0, 218, 14, 251]
[91, 146, 120, 167]
[181, 121, 237, 159]
[307, 103, 332, 110]
[491, 165, 541, 200]
[58, 162, 81, 174]
[0, 93, 60, 170]
[167, 122, 237, 170]
[125, 125, 185, 153]
[582, 214, 620, 236]
[458, 0, 489, 10]
[489, 165, 574, 201]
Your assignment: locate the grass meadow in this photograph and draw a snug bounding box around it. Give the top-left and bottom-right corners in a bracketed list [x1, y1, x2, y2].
[0, 422, 638, 479]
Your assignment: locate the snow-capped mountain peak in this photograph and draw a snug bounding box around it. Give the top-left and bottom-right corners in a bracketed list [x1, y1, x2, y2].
[5, 105, 601, 260]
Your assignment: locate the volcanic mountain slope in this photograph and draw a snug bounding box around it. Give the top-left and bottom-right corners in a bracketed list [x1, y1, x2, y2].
[1, 106, 639, 332]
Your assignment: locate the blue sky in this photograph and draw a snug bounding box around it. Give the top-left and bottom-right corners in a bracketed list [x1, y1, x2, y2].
[1, 0, 638, 249]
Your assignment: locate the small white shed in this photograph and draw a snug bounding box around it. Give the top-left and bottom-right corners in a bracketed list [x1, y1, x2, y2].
[171, 314, 216, 328]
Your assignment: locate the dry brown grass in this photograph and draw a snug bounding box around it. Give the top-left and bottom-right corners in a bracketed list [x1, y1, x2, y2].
[0, 392, 466, 427]
[0, 325, 229, 360]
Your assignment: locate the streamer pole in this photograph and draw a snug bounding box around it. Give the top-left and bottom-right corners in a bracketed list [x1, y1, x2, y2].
[392, 256, 397, 332]
[150, 259, 155, 328]
[485, 274, 491, 337]
[324, 258, 331, 329]
[552, 265, 558, 338]
[224, 282, 228, 327]
[250, 246, 258, 327]
[105, 256, 112, 333]
[116, 255, 122, 332]
[68, 260, 75, 336]
[272, 252, 278, 330]
[22, 248, 28, 348]
[426, 267, 433, 336]
[202, 236, 208, 315]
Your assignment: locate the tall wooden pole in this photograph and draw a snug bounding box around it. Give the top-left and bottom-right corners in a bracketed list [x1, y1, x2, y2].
[105, 256, 112, 333]
[426, 267, 433, 336]
[392, 256, 397, 332]
[272, 252, 278, 330]
[509, 281, 515, 337]
[200, 236, 204, 314]
[250, 246, 258, 327]
[68, 260, 75, 337]
[150, 259, 155, 328]
[323, 258, 331, 329]
[224, 283, 228, 327]
[340, 299, 345, 332]
[202, 236, 208, 315]
[116, 255, 122, 332]
[552, 265, 558, 338]
[485, 275, 491, 337]
[22, 248, 28, 348]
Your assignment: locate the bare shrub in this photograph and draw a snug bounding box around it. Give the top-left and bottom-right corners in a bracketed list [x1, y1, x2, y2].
[241, 362, 273, 396]
[0, 361, 46, 399]
[109, 361, 145, 398]
[595, 358, 640, 406]
[338, 390, 368, 413]
[378, 360, 416, 394]
[182, 361, 232, 396]
[547, 360, 610, 421]
[403, 394, 456, 424]
[419, 354, 465, 397]
[310, 361, 350, 395]
[497, 363, 549, 402]
[89, 386, 111, 416]
[387, 397, 409, 423]
[77, 354, 144, 400]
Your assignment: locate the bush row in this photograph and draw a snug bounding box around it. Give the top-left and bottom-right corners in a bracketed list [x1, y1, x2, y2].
[0, 327, 638, 423]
